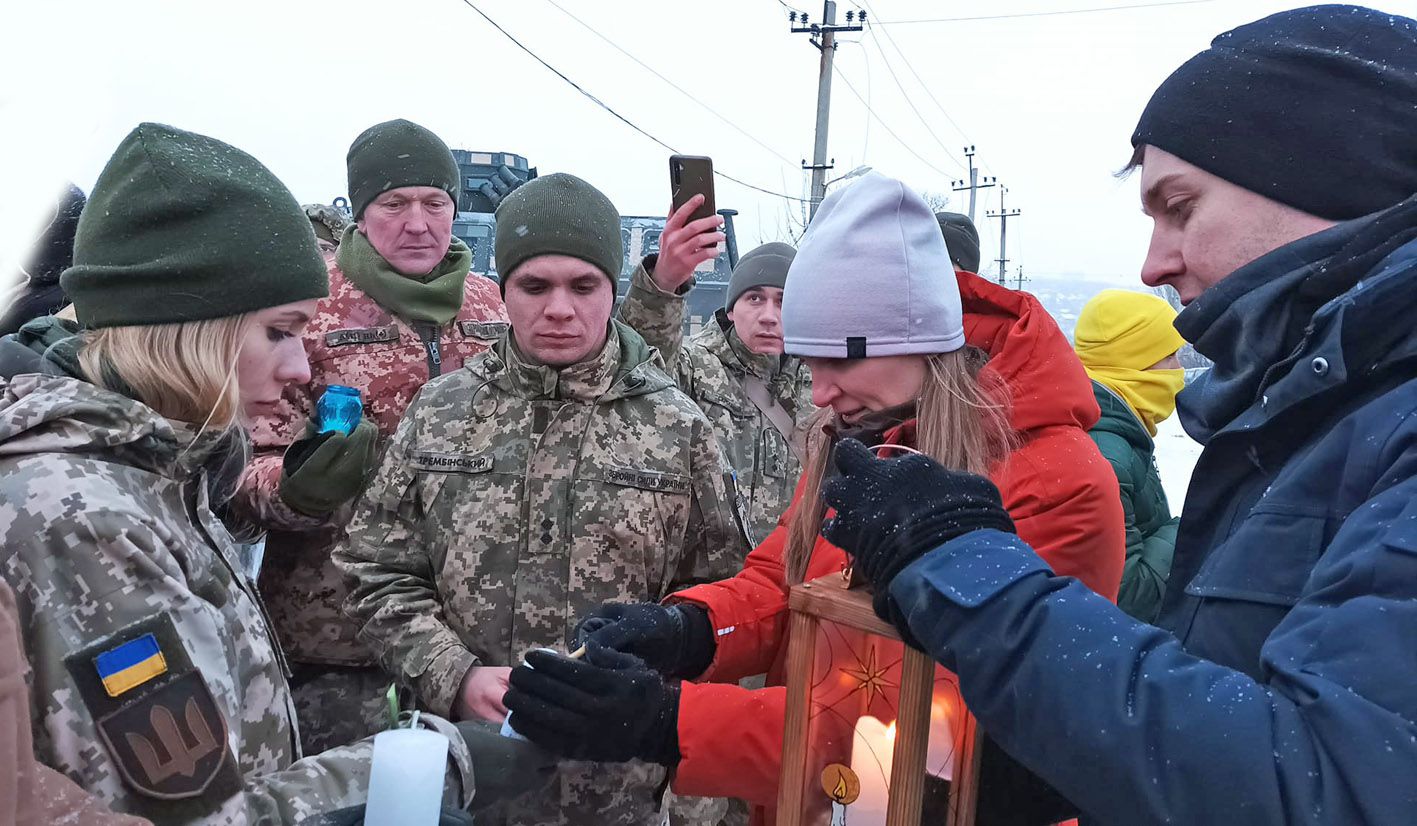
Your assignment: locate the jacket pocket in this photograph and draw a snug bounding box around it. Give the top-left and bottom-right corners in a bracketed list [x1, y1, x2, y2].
[1184, 504, 1330, 607]
[700, 389, 754, 421]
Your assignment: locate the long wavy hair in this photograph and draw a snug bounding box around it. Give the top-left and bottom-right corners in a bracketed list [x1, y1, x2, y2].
[784, 346, 1016, 583]
[79, 315, 251, 432]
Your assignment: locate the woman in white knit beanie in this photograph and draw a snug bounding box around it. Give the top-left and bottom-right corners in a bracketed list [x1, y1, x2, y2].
[562, 172, 1124, 826]
[778, 171, 1013, 580]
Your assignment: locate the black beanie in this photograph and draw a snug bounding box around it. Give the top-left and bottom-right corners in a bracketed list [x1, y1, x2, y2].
[934, 211, 981, 274]
[24, 184, 86, 286]
[493, 173, 623, 293]
[726, 242, 795, 311]
[61, 123, 329, 329]
[1132, 4, 1417, 221]
[346, 119, 461, 219]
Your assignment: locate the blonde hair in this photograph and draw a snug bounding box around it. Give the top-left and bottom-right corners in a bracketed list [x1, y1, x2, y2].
[784, 347, 1016, 583]
[79, 315, 250, 431]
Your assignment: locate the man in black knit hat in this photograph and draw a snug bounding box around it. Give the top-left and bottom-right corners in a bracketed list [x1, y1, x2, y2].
[796, 5, 1417, 824]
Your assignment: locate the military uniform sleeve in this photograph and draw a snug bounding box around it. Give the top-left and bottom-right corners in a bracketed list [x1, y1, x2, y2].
[229, 369, 333, 533]
[336, 403, 478, 717]
[616, 258, 691, 371]
[7, 507, 376, 824]
[668, 416, 752, 596]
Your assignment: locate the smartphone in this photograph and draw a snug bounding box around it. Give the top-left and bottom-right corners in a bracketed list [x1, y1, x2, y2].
[670, 155, 716, 224]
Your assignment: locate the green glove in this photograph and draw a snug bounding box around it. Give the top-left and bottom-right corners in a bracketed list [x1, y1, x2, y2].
[279, 418, 380, 516]
[454, 720, 559, 812]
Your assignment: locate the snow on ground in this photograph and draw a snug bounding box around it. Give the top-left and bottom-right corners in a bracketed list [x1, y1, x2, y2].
[1153, 413, 1203, 511]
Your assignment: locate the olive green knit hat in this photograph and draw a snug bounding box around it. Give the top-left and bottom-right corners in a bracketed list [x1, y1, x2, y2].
[61, 123, 329, 329]
[346, 119, 461, 219]
[493, 172, 623, 292]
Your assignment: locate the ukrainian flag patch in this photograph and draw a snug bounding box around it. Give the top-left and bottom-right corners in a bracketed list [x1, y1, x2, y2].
[95, 633, 168, 698]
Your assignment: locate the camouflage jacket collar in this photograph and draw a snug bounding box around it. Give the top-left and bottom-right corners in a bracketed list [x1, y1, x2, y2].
[700, 310, 804, 399]
[479, 320, 671, 402]
[0, 373, 239, 482]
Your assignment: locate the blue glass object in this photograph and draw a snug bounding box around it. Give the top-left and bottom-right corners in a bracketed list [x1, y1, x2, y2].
[316, 385, 363, 435]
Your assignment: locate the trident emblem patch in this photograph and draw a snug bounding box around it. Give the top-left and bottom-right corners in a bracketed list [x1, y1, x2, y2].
[97, 672, 231, 799]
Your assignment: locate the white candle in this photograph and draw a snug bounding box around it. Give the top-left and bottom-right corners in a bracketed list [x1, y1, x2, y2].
[364, 727, 449, 826]
[926, 689, 957, 782]
[848, 715, 896, 826]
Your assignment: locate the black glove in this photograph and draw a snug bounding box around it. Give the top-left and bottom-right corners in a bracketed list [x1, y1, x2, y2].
[298, 806, 472, 825]
[279, 418, 380, 516]
[503, 642, 680, 765]
[821, 438, 1015, 635]
[453, 720, 558, 811]
[574, 602, 715, 679]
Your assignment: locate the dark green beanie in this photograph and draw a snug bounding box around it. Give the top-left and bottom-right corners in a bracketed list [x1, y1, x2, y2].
[61, 123, 329, 329]
[493, 173, 622, 293]
[346, 119, 460, 219]
[725, 241, 795, 311]
[934, 211, 981, 274]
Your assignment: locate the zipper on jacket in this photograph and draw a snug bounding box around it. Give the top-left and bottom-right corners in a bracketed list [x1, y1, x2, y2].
[415, 322, 443, 378]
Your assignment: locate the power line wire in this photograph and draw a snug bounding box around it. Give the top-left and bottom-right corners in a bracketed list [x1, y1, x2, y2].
[873, 0, 1219, 26]
[542, 0, 799, 168]
[452, 0, 809, 203]
[859, 42, 872, 161]
[831, 62, 957, 180]
[858, 23, 964, 169]
[856, 0, 974, 149]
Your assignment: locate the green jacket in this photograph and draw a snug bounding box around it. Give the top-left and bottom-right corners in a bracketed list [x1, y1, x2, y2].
[0, 371, 472, 823]
[1087, 380, 1179, 623]
[339, 320, 748, 826]
[617, 263, 814, 544]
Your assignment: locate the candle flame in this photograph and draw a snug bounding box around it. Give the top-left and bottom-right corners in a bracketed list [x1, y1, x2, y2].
[832, 775, 848, 799]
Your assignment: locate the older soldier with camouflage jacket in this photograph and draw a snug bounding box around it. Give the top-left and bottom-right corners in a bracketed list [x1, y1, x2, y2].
[0, 123, 511, 824]
[230, 120, 509, 753]
[619, 201, 812, 544]
[338, 173, 750, 826]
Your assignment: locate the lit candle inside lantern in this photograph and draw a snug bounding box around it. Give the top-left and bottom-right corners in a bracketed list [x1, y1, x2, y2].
[926, 692, 956, 781]
[848, 716, 896, 826]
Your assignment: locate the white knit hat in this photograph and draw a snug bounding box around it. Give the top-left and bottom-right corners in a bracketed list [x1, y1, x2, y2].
[783, 172, 965, 359]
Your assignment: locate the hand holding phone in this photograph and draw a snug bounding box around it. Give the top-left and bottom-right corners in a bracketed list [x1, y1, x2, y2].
[670, 155, 716, 222]
[655, 155, 723, 292]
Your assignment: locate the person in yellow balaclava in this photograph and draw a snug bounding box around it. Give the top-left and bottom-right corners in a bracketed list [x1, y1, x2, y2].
[1074, 289, 1187, 622]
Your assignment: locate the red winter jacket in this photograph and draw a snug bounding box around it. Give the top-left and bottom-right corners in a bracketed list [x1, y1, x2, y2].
[667, 273, 1124, 822]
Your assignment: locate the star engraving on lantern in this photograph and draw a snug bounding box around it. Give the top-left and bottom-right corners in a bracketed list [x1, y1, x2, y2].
[841, 647, 898, 706]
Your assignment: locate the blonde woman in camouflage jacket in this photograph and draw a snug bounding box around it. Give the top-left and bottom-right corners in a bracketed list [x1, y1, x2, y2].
[618, 208, 813, 545]
[0, 124, 534, 825]
[338, 174, 750, 826]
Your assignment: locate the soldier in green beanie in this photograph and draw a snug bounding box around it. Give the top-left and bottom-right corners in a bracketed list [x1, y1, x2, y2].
[0, 121, 550, 822]
[229, 118, 510, 754]
[338, 171, 750, 826]
[619, 198, 814, 545]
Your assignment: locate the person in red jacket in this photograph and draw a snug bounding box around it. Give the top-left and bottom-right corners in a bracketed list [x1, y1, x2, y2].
[504, 173, 1123, 824]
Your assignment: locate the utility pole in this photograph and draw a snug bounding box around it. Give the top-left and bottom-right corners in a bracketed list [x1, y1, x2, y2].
[1013, 265, 1029, 292]
[790, 2, 864, 219]
[987, 186, 1022, 286]
[950, 146, 996, 223]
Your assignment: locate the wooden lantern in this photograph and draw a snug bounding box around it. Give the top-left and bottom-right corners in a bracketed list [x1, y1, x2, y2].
[776, 576, 982, 826]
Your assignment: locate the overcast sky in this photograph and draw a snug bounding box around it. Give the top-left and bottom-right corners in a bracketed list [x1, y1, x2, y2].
[0, 0, 1368, 292]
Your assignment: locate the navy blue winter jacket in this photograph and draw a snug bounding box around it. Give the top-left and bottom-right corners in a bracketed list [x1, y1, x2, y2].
[890, 199, 1417, 824]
